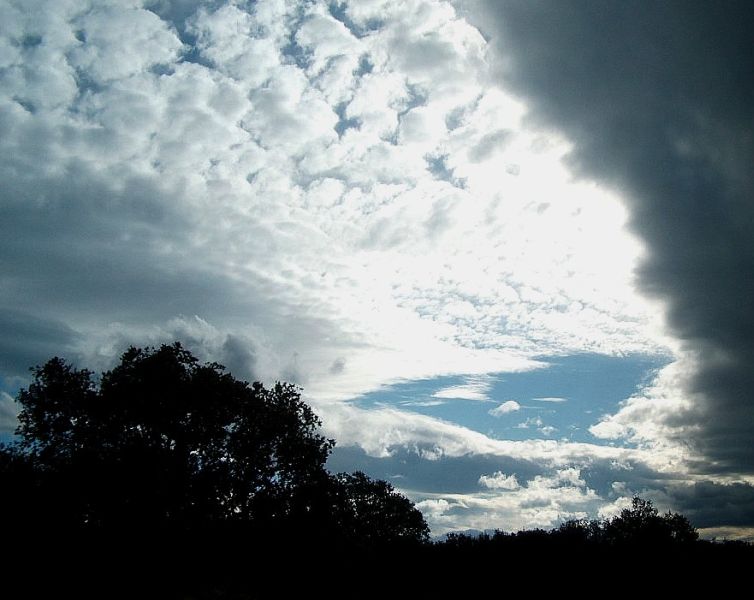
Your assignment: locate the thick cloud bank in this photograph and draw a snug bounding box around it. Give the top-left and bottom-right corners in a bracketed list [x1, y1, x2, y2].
[464, 0, 754, 474]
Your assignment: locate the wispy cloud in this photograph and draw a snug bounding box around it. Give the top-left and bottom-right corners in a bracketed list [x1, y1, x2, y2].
[432, 375, 495, 401]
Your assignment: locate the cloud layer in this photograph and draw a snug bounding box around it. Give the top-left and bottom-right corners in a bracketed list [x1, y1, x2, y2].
[0, 0, 660, 397]
[462, 0, 754, 476]
[5, 0, 750, 534]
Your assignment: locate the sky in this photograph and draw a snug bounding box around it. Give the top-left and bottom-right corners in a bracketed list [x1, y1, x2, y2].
[1, 0, 753, 539]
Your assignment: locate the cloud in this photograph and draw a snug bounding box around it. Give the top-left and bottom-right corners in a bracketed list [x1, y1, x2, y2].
[697, 527, 754, 543]
[68, 4, 183, 84]
[467, 128, 512, 163]
[0, 1, 666, 417]
[327, 444, 544, 495]
[0, 309, 81, 378]
[588, 356, 698, 467]
[597, 496, 633, 520]
[324, 396, 754, 536]
[464, 0, 754, 475]
[0, 391, 19, 435]
[433, 375, 494, 401]
[533, 397, 567, 404]
[318, 401, 668, 470]
[516, 416, 542, 430]
[3, 0, 733, 532]
[416, 466, 600, 534]
[488, 400, 520, 416]
[478, 471, 519, 490]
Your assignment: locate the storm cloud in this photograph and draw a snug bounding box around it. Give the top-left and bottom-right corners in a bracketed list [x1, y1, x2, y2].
[465, 0, 754, 473]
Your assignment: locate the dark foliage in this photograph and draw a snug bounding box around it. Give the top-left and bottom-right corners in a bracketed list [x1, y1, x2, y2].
[335, 471, 429, 545]
[430, 496, 752, 581]
[4, 344, 341, 533]
[0, 343, 428, 594]
[1, 344, 752, 595]
[439, 496, 698, 552]
[601, 496, 698, 546]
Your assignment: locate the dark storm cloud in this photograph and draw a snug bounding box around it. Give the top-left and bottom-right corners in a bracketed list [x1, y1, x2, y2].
[220, 334, 257, 382]
[0, 309, 80, 377]
[670, 480, 754, 528]
[467, 0, 754, 472]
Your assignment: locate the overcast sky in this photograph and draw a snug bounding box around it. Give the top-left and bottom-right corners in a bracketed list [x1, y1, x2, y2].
[1, 0, 753, 538]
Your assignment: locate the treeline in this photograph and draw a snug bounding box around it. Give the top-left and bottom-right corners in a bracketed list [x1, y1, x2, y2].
[0, 344, 428, 545]
[0, 343, 751, 595]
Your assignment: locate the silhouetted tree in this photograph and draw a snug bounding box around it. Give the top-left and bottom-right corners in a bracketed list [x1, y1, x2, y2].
[335, 471, 429, 545]
[4, 344, 333, 532]
[0, 343, 429, 550]
[603, 496, 698, 546]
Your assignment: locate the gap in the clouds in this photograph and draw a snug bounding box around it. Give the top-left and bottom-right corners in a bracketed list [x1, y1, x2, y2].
[425, 153, 466, 189]
[143, 0, 209, 34]
[350, 353, 671, 444]
[334, 102, 361, 137]
[328, 2, 384, 39]
[281, 37, 312, 71]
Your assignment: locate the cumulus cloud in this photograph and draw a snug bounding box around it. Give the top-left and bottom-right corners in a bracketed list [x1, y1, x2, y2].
[416, 466, 599, 534]
[488, 400, 520, 416]
[478, 471, 519, 490]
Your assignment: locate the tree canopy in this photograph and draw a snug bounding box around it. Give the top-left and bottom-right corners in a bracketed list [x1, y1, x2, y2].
[1, 343, 751, 595]
[0, 343, 428, 546]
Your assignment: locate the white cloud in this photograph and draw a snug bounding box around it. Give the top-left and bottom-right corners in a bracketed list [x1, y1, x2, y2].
[416, 466, 599, 534]
[318, 401, 658, 468]
[516, 417, 543, 430]
[488, 400, 520, 416]
[597, 496, 633, 520]
[432, 375, 494, 401]
[187, 3, 285, 87]
[0, 391, 19, 434]
[68, 4, 183, 84]
[533, 397, 567, 403]
[589, 354, 699, 470]
[479, 471, 519, 490]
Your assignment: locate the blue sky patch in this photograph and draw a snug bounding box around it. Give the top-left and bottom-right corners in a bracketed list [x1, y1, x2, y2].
[351, 352, 670, 444]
